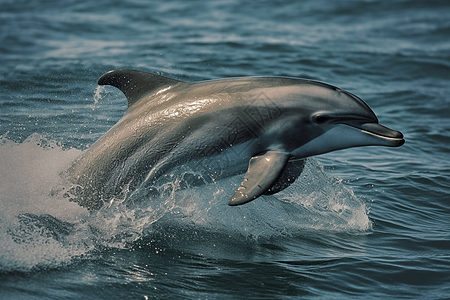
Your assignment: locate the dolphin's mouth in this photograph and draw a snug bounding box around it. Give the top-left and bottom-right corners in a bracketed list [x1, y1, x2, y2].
[355, 123, 405, 147]
[315, 113, 405, 147]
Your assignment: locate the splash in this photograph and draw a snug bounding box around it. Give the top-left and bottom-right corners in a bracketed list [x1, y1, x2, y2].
[88, 158, 372, 247]
[0, 134, 371, 272]
[90, 85, 106, 109]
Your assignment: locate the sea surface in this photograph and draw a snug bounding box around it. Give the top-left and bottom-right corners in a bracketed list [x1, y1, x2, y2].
[1, 0, 449, 299]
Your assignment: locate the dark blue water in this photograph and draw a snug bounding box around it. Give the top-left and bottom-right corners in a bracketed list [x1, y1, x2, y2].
[1, 0, 449, 299]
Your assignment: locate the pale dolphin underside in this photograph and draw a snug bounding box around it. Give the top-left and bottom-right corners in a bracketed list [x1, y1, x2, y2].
[64, 69, 404, 210]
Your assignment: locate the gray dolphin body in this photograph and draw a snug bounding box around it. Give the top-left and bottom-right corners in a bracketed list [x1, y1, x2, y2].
[66, 69, 404, 210]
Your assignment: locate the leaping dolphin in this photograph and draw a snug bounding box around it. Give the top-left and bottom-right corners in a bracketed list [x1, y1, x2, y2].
[65, 69, 404, 210]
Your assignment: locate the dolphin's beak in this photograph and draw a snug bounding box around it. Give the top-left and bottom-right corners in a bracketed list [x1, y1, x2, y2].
[353, 123, 405, 147]
[321, 112, 405, 147]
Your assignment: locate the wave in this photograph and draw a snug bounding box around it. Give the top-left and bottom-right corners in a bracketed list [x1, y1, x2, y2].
[0, 134, 371, 272]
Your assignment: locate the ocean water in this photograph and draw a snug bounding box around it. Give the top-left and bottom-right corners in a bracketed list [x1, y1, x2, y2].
[1, 0, 449, 299]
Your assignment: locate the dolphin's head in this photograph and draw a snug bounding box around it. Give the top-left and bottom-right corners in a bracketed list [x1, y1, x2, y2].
[269, 79, 405, 159]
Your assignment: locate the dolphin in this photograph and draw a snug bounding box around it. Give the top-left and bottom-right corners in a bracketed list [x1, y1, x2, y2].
[65, 69, 404, 210]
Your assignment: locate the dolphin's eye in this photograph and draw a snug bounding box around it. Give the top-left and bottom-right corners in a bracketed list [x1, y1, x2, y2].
[314, 115, 330, 123]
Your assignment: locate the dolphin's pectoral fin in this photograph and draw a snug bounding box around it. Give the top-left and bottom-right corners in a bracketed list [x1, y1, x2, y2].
[264, 159, 306, 195]
[228, 151, 290, 206]
[98, 69, 182, 108]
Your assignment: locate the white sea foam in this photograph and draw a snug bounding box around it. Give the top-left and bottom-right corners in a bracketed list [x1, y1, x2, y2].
[0, 134, 90, 271]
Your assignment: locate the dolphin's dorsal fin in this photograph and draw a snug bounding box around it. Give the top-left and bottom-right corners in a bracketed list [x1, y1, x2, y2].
[228, 151, 290, 206]
[98, 69, 182, 107]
